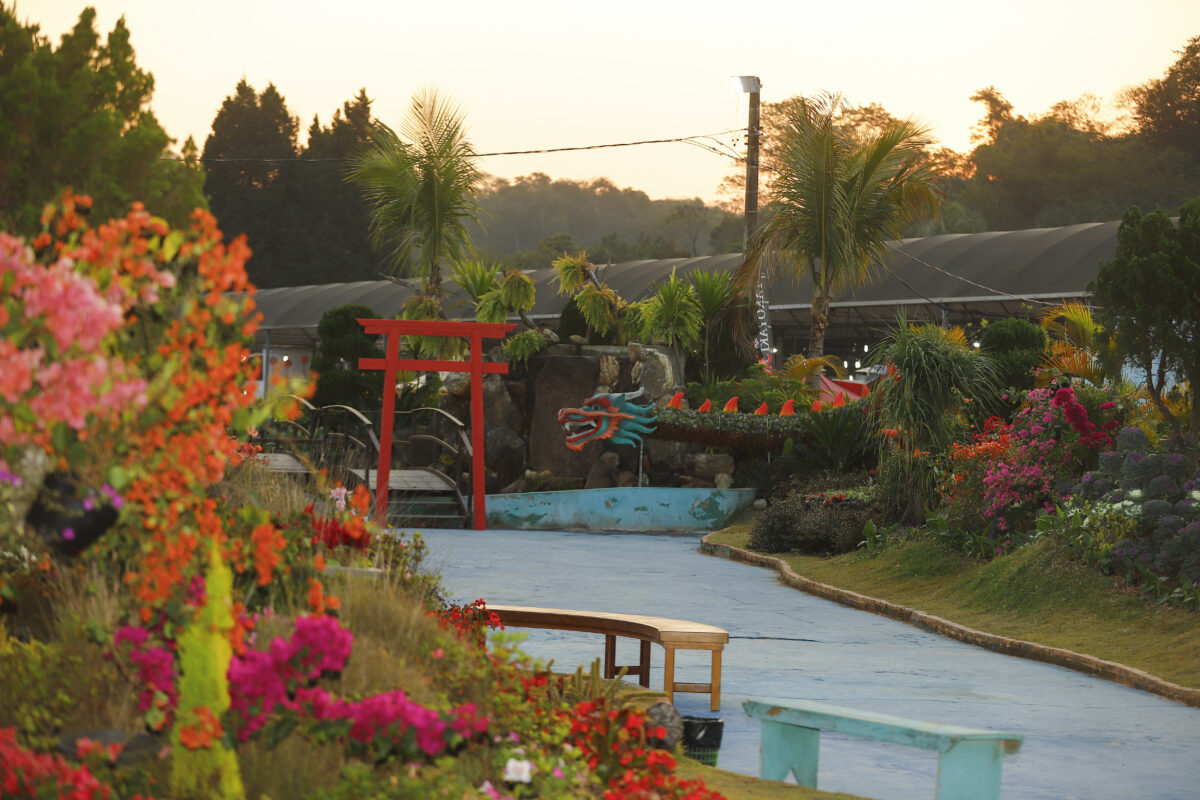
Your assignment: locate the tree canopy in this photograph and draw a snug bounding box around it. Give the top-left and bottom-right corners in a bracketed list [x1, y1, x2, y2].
[1091, 197, 1200, 463]
[0, 4, 204, 232]
[959, 87, 1200, 229]
[1127, 35, 1200, 160]
[202, 82, 382, 288]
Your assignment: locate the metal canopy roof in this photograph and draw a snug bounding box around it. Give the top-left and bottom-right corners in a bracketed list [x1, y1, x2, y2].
[246, 220, 1120, 354]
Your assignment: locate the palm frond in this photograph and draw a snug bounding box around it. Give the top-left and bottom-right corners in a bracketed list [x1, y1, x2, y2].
[782, 353, 846, 381]
[346, 89, 481, 286]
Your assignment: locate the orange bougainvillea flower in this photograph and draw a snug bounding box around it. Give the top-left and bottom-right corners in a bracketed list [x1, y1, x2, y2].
[779, 399, 796, 416]
[666, 391, 685, 409]
[754, 402, 768, 415]
[831, 392, 846, 408]
[696, 399, 712, 413]
[721, 396, 739, 413]
[811, 400, 822, 412]
[177, 706, 223, 750]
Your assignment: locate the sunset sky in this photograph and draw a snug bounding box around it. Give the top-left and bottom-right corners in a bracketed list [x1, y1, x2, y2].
[26, 0, 1200, 203]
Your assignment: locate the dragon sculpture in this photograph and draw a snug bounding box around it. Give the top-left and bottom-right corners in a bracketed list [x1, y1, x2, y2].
[557, 387, 658, 452]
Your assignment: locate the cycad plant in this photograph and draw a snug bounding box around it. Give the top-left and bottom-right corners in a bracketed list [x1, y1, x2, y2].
[690, 269, 741, 382]
[781, 353, 846, 383]
[553, 252, 625, 341]
[641, 268, 702, 351]
[449, 259, 501, 307]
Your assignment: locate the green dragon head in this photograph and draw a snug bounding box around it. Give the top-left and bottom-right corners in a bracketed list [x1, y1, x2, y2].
[557, 388, 658, 452]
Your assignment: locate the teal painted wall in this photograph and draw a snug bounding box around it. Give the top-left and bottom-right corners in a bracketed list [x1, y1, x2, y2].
[485, 487, 755, 532]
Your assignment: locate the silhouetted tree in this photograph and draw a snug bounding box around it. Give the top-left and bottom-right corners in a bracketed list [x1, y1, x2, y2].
[0, 5, 204, 232]
[203, 82, 381, 287]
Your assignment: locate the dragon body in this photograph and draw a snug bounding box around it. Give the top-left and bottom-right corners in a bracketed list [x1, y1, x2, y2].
[557, 388, 658, 451]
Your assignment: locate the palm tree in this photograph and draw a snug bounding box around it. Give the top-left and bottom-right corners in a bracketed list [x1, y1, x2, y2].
[741, 93, 940, 381]
[347, 89, 481, 305]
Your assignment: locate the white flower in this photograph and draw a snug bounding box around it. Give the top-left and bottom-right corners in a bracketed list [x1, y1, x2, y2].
[1129, 489, 1144, 500]
[503, 758, 534, 784]
[1191, 490, 1200, 502]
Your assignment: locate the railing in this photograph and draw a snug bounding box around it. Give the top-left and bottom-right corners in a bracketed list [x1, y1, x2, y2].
[253, 399, 471, 526]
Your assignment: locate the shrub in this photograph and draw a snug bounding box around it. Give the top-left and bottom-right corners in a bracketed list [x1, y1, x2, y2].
[791, 403, 879, 473]
[980, 317, 1045, 401]
[311, 304, 383, 411]
[749, 490, 880, 554]
[1070, 428, 1200, 588]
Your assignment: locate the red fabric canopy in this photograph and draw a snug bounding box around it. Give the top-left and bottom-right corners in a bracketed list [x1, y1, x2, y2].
[818, 375, 870, 405]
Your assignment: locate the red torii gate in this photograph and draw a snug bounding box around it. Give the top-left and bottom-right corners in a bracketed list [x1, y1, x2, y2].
[357, 318, 516, 530]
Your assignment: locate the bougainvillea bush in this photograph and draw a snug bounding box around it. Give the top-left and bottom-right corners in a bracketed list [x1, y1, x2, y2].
[0, 196, 726, 798]
[936, 383, 1122, 549]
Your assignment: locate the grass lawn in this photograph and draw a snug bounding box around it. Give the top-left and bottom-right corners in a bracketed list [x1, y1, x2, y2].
[675, 757, 865, 799]
[707, 524, 1200, 690]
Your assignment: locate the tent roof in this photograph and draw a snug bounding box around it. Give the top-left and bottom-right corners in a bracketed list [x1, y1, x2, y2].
[248, 220, 1121, 352]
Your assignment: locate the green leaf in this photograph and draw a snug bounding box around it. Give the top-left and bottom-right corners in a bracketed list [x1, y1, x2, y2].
[51, 423, 71, 453]
[12, 403, 36, 425]
[107, 465, 130, 490]
[161, 230, 186, 262]
[265, 715, 298, 749]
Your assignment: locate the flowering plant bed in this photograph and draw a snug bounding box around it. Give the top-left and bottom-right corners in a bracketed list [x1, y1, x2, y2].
[655, 408, 807, 451]
[0, 196, 730, 799]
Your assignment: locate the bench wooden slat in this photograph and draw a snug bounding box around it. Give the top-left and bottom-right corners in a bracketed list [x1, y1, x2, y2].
[489, 604, 728, 710]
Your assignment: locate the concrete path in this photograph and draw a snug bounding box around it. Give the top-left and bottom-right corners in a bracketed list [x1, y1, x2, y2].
[419, 528, 1200, 800]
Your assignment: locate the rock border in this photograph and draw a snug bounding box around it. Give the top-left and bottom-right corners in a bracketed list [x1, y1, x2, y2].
[699, 533, 1200, 708]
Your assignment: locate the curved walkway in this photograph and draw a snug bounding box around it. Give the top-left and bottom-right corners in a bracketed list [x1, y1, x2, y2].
[421, 529, 1200, 800]
[700, 535, 1200, 707]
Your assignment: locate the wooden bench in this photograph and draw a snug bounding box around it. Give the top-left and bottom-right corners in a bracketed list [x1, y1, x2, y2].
[744, 698, 1023, 800]
[488, 605, 729, 710]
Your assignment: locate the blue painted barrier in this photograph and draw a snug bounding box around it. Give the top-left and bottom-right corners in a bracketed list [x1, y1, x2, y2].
[485, 487, 755, 532]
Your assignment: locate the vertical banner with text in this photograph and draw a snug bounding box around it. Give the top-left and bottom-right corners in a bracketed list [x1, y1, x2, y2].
[755, 263, 774, 370]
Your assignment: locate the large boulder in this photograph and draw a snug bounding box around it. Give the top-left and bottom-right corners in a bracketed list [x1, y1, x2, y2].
[482, 374, 523, 432]
[584, 451, 621, 489]
[645, 438, 692, 473]
[485, 427, 526, 493]
[443, 372, 471, 397]
[684, 452, 735, 480]
[633, 348, 675, 406]
[527, 355, 602, 478]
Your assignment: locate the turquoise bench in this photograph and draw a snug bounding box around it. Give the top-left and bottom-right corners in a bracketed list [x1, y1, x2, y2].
[744, 698, 1023, 800]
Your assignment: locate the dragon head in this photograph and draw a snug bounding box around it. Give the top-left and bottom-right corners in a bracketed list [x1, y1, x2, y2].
[557, 388, 658, 452]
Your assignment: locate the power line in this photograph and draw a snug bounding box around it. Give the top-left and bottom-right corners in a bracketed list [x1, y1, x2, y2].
[168, 128, 748, 164]
[876, 256, 950, 312]
[885, 241, 1058, 307]
[475, 128, 745, 159]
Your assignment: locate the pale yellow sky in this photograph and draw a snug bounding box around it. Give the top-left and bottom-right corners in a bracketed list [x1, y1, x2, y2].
[24, 0, 1200, 203]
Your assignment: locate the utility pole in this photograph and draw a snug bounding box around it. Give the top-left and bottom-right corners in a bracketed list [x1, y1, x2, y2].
[735, 76, 772, 369]
[741, 76, 761, 246]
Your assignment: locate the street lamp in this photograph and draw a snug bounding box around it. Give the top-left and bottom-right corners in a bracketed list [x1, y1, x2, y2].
[732, 76, 761, 246]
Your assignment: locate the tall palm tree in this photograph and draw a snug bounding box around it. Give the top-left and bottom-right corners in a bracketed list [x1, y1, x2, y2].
[740, 93, 940, 380]
[347, 89, 481, 305]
